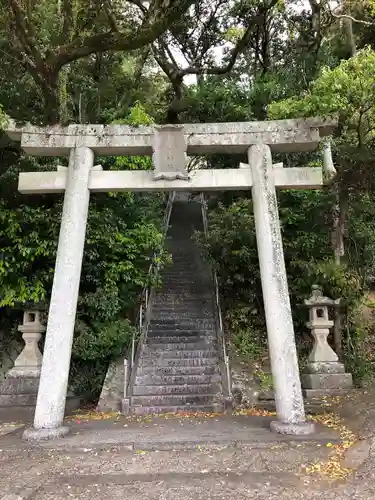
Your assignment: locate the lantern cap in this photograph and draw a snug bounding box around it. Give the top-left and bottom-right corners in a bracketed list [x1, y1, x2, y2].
[304, 285, 340, 307]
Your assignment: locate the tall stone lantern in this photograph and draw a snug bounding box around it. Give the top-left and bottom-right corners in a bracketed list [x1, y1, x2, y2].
[301, 285, 353, 398]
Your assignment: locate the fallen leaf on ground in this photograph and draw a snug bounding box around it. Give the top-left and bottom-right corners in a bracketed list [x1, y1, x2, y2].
[304, 412, 358, 480]
[66, 411, 120, 421]
[233, 407, 277, 417]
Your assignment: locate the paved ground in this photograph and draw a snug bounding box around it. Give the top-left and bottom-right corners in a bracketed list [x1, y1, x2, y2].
[0, 392, 375, 499]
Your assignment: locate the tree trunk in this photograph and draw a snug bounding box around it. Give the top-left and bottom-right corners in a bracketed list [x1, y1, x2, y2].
[345, 11, 356, 57]
[331, 184, 348, 358]
[40, 70, 61, 125]
[58, 66, 70, 124]
[332, 185, 345, 265]
[43, 89, 60, 125]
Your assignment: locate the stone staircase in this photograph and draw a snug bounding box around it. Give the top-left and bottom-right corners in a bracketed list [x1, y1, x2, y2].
[128, 197, 226, 415]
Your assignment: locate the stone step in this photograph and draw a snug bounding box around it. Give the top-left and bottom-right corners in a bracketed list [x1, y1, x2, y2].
[148, 324, 215, 333]
[159, 276, 210, 281]
[154, 292, 213, 299]
[136, 365, 220, 376]
[152, 301, 213, 309]
[153, 294, 213, 300]
[131, 393, 219, 406]
[144, 341, 217, 350]
[132, 383, 221, 396]
[146, 336, 217, 344]
[152, 300, 213, 306]
[160, 271, 211, 277]
[134, 373, 222, 385]
[151, 308, 215, 316]
[141, 349, 218, 359]
[138, 357, 218, 367]
[147, 333, 216, 341]
[161, 275, 209, 280]
[154, 297, 212, 303]
[161, 268, 208, 274]
[157, 286, 212, 292]
[148, 326, 216, 337]
[152, 311, 215, 320]
[160, 269, 209, 273]
[158, 279, 212, 285]
[130, 403, 223, 415]
[149, 319, 215, 327]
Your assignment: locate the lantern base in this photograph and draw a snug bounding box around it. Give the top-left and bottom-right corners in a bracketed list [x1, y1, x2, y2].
[302, 372, 353, 390]
[304, 361, 345, 374]
[303, 388, 352, 399]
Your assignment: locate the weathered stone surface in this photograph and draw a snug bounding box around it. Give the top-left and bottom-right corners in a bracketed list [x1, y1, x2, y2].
[97, 358, 124, 412]
[7, 118, 336, 155]
[0, 329, 23, 383]
[19, 167, 324, 194]
[8, 310, 45, 378]
[301, 373, 353, 390]
[31, 147, 94, 437]
[230, 354, 262, 407]
[307, 329, 338, 363]
[152, 125, 189, 180]
[341, 440, 370, 469]
[0, 376, 40, 395]
[0, 393, 37, 406]
[121, 397, 130, 415]
[303, 388, 351, 399]
[270, 420, 316, 435]
[250, 144, 307, 430]
[23, 425, 70, 441]
[302, 286, 352, 398]
[304, 361, 346, 374]
[304, 286, 340, 365]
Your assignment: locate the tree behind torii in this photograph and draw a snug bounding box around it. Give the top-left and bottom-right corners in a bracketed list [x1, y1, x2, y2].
[1, 0, 196, 124]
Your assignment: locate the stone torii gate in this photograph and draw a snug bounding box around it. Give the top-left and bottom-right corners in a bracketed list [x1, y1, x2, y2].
[5, 118, 336, 440]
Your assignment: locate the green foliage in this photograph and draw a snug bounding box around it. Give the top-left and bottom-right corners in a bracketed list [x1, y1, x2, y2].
[184, 80, 254, 123]
[226, 306, 266, 359]
[198, 192, 369, 359]
[257, 371, 274, 391]
[268, 47, 375, 147]
[0, 106, 8, 128]
[69, 360, 108, 402]
[114, 102, 155, 126]
[0, 202, 59, 307]
[73, 319, 135, 361]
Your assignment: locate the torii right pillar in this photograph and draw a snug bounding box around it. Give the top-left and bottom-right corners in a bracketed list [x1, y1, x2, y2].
[249, 144, 315, 435]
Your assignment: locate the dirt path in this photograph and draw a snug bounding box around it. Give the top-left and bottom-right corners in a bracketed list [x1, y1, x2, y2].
[1, 392, 375, 500]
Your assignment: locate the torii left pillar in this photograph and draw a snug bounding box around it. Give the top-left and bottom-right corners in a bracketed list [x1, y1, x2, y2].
[23, 147, 94, 440]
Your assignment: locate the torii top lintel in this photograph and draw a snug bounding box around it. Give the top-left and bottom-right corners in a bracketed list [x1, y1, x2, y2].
[5, 118, 336, 156]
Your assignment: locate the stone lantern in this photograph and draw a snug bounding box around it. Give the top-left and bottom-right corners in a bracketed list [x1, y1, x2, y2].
[11, 310, 46, 377]
[301, 285, 353, 398]
[0, 308, 46, 407]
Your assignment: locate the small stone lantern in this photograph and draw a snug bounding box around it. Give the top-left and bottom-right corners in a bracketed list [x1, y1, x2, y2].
[10, 310, 46, 377]
[301, 285, 353, 399]
[0, 308, 46, 408]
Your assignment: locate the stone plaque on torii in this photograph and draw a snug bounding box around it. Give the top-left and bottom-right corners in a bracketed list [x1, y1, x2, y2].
[4, 117, 336, 440]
